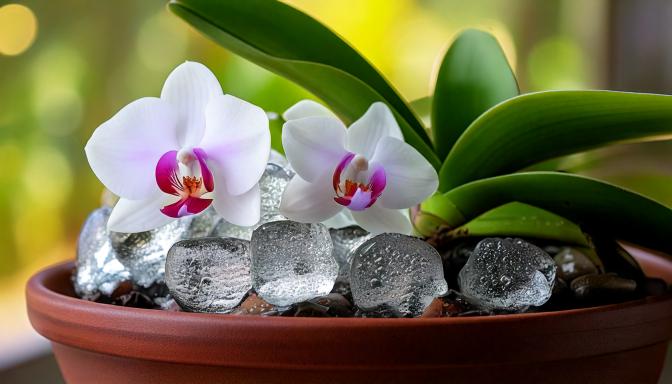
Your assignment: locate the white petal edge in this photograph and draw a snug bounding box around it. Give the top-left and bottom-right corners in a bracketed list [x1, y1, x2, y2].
[322, 209, 356, 229]
[282, 99, 337, 121]
[347, 102, 403, 158]
[85, 97, 179, 200]
[107, 196, 176, 233]
[201, 94, 270, 196]
[351, 205, 412, 235]
[212, 183, 261, 227]
[282, 116, 348, 182]
[160, 61, 223, 147]
[279, 174, 343, 223]
[371, 136, 439, 209]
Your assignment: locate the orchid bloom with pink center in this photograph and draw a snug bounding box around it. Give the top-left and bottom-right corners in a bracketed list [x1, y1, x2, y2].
[279, 100, 438, 234]
[85, 61, 270, 233]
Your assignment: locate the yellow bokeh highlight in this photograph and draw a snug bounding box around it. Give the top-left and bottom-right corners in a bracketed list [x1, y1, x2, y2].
[0, 4, 38, 56]
[282, 0, 517, 101]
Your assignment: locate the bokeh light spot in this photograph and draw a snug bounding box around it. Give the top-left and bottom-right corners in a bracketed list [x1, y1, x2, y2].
[527, 35, 587, 90]
[31, 44, 86, 136]
[136, 12, 189, 72]
[23, 145, 73, 208]
[0, 4, 38, 56]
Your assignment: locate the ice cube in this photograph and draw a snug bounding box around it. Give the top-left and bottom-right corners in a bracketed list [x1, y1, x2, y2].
[165, 237, 252, 313]
[211, 163, 293, 240]
[329, 225, 372, 279]
[109, 219, 190, 287]
[268, 149, 289, 169]
[350, 233, 448, 317]
[251, 220, 337, 306]
[185, 206, 220, 239]
[74, 207, 130, 299]
[458, 238, 556, 310]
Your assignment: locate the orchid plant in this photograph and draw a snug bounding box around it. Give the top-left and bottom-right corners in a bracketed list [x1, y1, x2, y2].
[166, 0, 672, 262]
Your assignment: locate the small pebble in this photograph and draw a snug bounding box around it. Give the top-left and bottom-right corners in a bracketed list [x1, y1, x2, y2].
[554, 247, 598, 282]
[571, 273, 637, 302]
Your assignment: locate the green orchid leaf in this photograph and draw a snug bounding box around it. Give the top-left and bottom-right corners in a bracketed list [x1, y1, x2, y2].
[409, 96, 432, 131]
[446, 202, 590, 247]
[439, 90, 672, 191]
[169, 0, 440, 169]
[430, 172, 672, 255]
[432, 29, 518, 161]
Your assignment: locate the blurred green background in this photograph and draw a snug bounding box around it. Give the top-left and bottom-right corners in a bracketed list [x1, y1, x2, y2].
[1, 0, 672, 380]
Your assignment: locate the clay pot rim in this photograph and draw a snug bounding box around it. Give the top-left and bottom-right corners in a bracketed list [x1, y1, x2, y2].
[26, 245, 672, 369]
[28, 261, 672, 325]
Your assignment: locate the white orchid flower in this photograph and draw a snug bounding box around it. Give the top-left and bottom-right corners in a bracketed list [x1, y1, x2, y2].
[279, 100, 438, 235]
[86, 61, 270, 233]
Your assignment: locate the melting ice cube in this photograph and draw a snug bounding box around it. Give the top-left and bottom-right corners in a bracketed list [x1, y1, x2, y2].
[250, 220, 337, 306]
[165, 237, 252, 313]
[74, 207, 130, 299]
[350, 233, 448, 317]
[458, 237, 556, 310]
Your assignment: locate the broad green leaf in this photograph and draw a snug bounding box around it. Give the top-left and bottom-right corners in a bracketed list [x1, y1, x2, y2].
[409, 96, 432, 131]
[432, 29, 518, 160]
[169, 0, 440, 169]
[439, 91, 672, 191]
[429, 172, 672, 255]
[446, 202, 590, 247]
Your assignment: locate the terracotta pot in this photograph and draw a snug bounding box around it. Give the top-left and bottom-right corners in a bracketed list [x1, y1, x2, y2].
[27, 246, 672, 384]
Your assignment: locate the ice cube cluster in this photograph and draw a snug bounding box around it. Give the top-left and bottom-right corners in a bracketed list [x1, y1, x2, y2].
[76, 159, 561, 317]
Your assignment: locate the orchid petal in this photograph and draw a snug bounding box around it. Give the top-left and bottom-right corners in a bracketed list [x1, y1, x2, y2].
[347, 102, 403, 158]
[351, 205, 412, 235]
[371, 137, 438, 209]
[161, 61, 223, 147]
[85, 97, 179, 200]
[282, 116, 348, 182]
[108, 196, 176, 233]
[280, 174, 343, 223]
[212, 183, 261, 227]
[283, 99, 337, 121]
[201, 94, 270, 196]
[322, 210, 357, 229]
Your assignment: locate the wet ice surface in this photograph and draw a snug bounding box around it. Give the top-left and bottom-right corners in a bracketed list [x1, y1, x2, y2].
[330, 225, 372, 280]
[350, 233, 448, 317]
[458, 238, 556, 310]
[109, 208, 219, 288]
[251, 220, 337, 307]
[165, 237, 252, 313]
[74, 207, 130, 299]
[211, 163, 293, 240]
